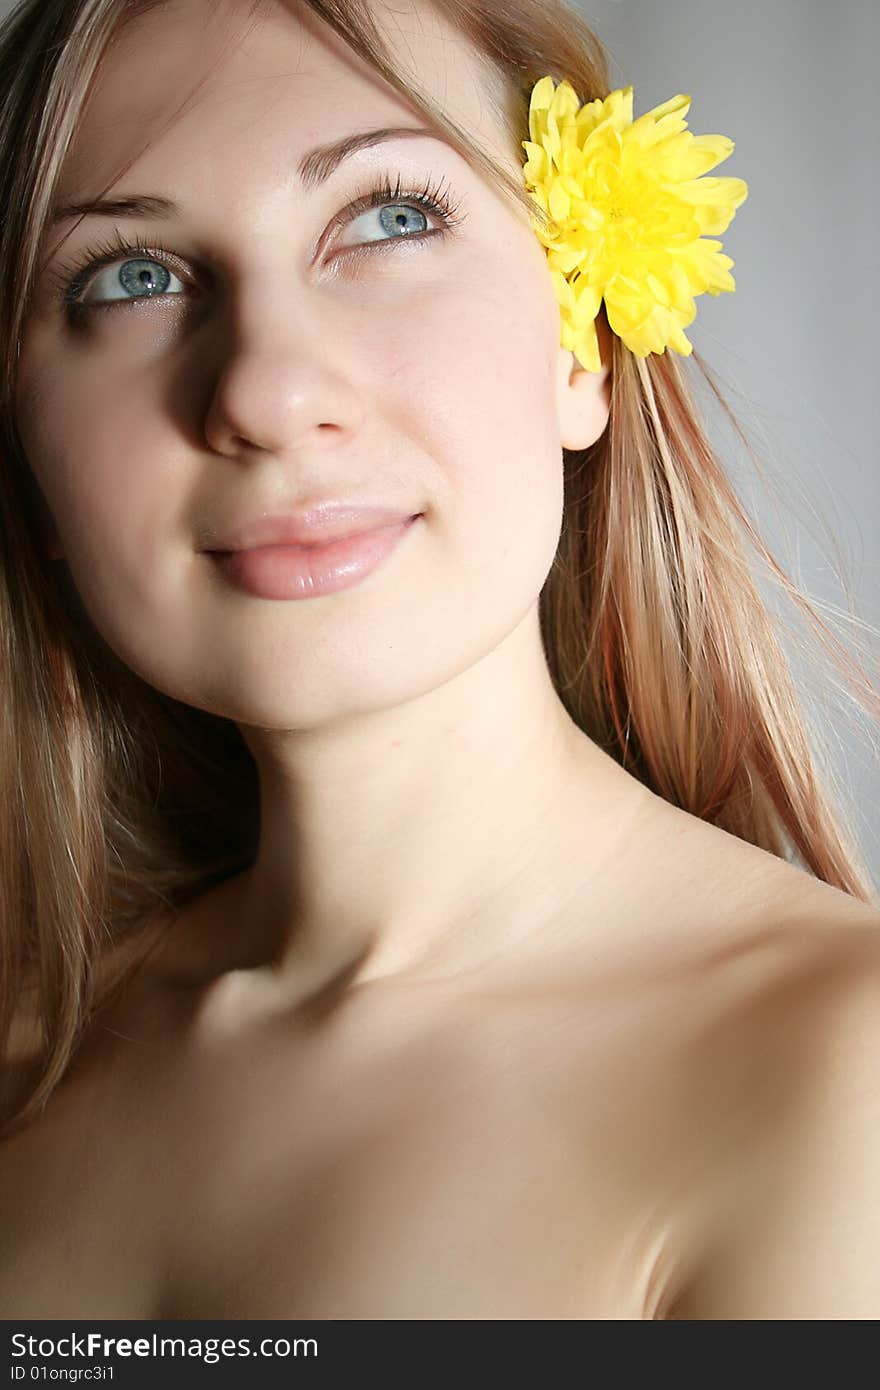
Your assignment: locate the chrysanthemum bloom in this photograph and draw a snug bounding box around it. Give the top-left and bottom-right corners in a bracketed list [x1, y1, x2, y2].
[522, 78, 749, 373]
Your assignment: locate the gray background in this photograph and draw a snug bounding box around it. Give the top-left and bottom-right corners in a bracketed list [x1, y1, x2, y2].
[2, 0, 877, 887]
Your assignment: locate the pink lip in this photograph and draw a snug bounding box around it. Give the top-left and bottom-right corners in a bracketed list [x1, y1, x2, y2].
[204, 504, 419, 551]
[209, 515, 421, 600]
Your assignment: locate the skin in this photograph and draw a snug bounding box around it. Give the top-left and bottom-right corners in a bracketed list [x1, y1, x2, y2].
[8, 0, 879, 1321]
[17, 0, 646, 1013]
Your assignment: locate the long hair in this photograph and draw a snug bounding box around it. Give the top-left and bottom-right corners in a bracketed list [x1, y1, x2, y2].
[1, 0, 877, 1139]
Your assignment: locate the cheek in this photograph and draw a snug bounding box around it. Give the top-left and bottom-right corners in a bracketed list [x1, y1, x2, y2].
[15, 364, 179, 612]
[378, 248, 565, 596]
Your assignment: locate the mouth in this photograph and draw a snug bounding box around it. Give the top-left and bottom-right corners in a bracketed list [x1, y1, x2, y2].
[203, 502, 422, 552]
[208, 513, 422, 601]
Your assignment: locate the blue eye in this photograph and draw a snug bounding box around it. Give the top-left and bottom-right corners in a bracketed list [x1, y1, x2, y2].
[79, 256, 187, 307]
[48, 171, 467, 317]
[344, 201, 431, 243]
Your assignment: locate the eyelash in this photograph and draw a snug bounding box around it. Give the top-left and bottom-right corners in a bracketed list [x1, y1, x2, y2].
[47, 171, 467, 318]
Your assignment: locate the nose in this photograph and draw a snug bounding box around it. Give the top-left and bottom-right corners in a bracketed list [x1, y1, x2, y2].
[201, 278, 366, 460]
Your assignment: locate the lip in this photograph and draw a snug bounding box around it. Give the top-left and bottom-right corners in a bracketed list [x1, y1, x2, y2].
[203, 503, 420, 552]
[208, 514, 421, 600]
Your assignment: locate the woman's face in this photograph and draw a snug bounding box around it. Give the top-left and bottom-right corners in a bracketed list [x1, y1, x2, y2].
[15, 0, 603, 729]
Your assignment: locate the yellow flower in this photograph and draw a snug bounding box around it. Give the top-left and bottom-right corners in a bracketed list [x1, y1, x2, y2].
[522, 78, 749, 373]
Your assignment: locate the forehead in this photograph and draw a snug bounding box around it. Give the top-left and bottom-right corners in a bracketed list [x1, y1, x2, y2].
[54, 0, 507, 207]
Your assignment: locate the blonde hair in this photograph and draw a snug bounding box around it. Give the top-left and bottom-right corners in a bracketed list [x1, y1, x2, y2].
[1, 0, 878, 1139]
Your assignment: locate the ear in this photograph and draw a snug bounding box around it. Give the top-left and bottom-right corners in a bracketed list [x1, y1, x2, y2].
[555, 306, 612, 451]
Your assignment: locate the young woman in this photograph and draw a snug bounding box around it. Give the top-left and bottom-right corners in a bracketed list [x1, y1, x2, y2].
[0, 0, 878, 1320]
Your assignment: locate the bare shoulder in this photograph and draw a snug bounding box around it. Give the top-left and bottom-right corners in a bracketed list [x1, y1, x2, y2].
[561, 788, 880, 1319]
[661, 882, 880, 1319]
[2, 793, 878, 1319]
[0, 924, 178, 1319]
[0, 1062, 161, 1318]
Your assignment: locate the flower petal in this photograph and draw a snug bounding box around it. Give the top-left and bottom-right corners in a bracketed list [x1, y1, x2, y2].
[524, 77, 747, 362]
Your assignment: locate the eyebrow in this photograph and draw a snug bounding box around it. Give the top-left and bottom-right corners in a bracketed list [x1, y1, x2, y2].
[49, 125, 442, 226]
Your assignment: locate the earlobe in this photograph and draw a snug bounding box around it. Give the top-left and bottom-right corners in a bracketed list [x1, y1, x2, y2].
[556, 310, 612, 452]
